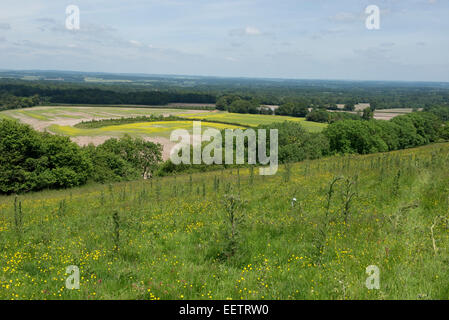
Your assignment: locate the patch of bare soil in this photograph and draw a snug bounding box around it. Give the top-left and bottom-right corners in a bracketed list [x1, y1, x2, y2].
[7, 113, 54, 131]
[143, 137, 176, 161]
[71, 136, 113, 146]
[373, 113, 399, 120]
[8, 111, 103, 132]
[144, 134, 204, 161]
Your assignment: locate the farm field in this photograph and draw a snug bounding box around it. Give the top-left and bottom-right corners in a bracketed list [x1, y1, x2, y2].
[0, 106, 326, 133]
[0, 107, 223, 156]
[373, 109, 423, 121]
[0, 106, 327, 158]
[1, 142, 448, 300]
[180, 111, 327, 132]
[49, 121, 243, 139]
[330, 108, 418, 121]
[0, 106, 212, 123]
[48, 120, 243, 159]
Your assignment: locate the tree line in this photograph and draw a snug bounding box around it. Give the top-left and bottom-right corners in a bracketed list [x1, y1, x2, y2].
[157, 111, 449, 175]
[0, 93, 43, 111]
[2, 79, 449, 113]
[0, 80, 215, 111]
[268, 111, 448, 163]
[216, 95, 367, 122]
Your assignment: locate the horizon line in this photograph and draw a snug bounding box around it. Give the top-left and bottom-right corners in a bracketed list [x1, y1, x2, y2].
[1, 68, 449, 85]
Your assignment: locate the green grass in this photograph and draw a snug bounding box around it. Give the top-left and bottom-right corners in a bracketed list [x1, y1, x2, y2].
[0, 113, 13, 120]
[1, 143, 448, 300]
[180, 112, 328, 132]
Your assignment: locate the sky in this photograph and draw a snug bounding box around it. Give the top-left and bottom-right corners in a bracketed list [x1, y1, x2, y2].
[0, 0, 448, 82]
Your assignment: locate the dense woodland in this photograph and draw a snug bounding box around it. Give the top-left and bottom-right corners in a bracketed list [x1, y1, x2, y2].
[1, 75, 449, 112]
[0, 80, 215, 110]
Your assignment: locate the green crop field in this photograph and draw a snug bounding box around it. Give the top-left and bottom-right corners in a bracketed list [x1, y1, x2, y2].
[1, 143, 448, 300]
[180, 112, 327, 132]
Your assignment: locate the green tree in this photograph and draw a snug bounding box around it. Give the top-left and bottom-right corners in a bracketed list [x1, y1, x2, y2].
[362, 107, 374, 120]
[0, 119, 90, 193]
[98, 135, 162, 178]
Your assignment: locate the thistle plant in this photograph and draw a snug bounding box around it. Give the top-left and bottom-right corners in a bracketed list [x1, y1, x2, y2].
[221, 194, 245, 259]
[237, 167, 241, 191]
[313, 176, 343, 263]
[14, 195, 23, 238]
[112, 211, 120, 253]
[100, 190, 105, 206]
[155, 179, 161, 203]
[202, 180, 206, 197]
[109, 183, 114, 203]
[341, 177, 357, 224]
[283, 162, 292, 182]
[393, 169, 401, 197]
[249, 166, 254, 186]
[58, 199, 67, 217]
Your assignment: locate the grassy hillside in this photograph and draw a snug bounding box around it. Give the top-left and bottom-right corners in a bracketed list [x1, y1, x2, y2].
[0, 143, 448, 299]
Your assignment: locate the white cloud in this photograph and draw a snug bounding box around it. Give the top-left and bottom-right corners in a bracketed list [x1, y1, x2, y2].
[229, 26, 262, 37]
[129, 40, 142, 47]
[244, 26, 261, 36]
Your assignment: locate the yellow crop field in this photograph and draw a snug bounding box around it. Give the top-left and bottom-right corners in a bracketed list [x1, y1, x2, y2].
[49, 121, 243, 138]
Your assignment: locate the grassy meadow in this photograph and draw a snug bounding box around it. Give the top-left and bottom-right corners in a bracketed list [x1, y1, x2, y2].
[1, 143, 448, 300]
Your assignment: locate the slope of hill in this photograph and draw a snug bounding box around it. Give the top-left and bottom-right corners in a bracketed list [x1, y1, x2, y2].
[0, 143, 448, 299]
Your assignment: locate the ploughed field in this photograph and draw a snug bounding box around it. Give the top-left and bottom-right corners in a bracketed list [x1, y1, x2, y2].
[0, 106, 326, 134]
[0, 143, 448, 299]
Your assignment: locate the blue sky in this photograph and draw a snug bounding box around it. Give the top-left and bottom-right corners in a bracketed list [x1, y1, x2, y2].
[0, 0, 448, 81]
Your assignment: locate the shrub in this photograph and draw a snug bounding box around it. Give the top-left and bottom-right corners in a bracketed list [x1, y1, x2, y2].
[0, 119, 91, 194]
[306, 109, 330, 123]
[258, 121, 330, 163]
